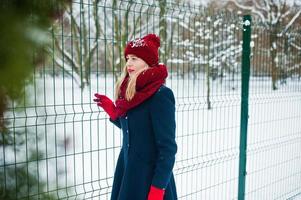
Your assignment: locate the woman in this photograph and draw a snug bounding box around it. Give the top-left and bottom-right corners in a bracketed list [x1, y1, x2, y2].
[94, 34, 177, 200]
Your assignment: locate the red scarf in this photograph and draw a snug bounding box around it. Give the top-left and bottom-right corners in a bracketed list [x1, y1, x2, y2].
[115, 64, 168, 117]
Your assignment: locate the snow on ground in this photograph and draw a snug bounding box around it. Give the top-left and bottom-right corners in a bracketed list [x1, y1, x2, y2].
[2, 73, 301, 199]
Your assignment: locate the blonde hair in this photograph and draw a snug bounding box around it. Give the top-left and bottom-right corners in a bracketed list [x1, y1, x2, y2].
[114, 66, 148, 101]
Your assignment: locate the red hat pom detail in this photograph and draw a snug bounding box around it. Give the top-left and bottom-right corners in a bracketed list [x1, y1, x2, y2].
[143, 34, 160, 48]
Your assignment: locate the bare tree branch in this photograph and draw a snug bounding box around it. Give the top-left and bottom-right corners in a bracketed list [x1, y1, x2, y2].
[80, 0, 88, 67]
[281, 9, 301, 34]
[93, 0, 104, 44]
[252, 0, 268, 14]
[53, 57, 82, 87]
[264, 0, 271, 12]
[52, 30, 81, 75]
[290, 42, 301, 50]
[281, 9, 291, 19]
[228, 0, 267, 22]
[69, 10, 81, 65]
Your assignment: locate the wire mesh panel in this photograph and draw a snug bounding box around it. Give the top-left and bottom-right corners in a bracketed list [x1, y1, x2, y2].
[1, 0, 301, 200]
[170, 10, 243, 200]
[245, 24, 301, 200]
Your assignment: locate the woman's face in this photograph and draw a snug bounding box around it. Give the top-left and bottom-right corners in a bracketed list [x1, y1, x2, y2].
[126, 54, 149, 77]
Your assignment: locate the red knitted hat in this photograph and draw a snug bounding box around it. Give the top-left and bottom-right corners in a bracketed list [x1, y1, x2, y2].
[124, 33, 160, 67]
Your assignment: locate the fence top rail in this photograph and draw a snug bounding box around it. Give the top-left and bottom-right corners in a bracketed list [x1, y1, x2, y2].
[68, 0, 300, 32]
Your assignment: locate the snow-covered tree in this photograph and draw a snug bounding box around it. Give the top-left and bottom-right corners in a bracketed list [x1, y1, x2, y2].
[167, 2, 242, 109]
[197, 13, 242, 82]
[227, 0, 301, 89]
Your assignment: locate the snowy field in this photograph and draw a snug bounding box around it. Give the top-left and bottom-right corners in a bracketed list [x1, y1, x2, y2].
[2, 73, 301, 199]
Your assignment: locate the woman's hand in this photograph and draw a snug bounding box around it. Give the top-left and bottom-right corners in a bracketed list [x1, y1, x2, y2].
[147, 185, 165, 200]
[94, 93, 118, 120]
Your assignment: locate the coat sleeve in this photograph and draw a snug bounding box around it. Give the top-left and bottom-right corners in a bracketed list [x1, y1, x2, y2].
[109, 118, 121, 129]
[149, 87, 177, 189]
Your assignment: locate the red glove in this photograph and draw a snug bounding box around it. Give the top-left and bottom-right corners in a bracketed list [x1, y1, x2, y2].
[115, 98, 130, 117]
[115, 98, 128, 109]
[94, 93, 118, 120]
[148, 185, 165, 200]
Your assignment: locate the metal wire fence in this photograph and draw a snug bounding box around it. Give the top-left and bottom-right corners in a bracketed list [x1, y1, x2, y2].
[1, 0, 301, 199]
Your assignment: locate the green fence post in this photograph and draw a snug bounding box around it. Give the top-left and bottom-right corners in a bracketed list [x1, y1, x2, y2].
[238, 15, 251, 200]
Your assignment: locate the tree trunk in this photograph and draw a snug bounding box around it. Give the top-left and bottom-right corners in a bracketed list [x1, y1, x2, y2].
[205, 63, 211, 110]
[159, 0, 167, 64]
[270, 25, 279, 90]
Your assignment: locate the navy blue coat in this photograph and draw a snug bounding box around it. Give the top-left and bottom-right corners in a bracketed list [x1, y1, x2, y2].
[109, 85, 178, 200]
